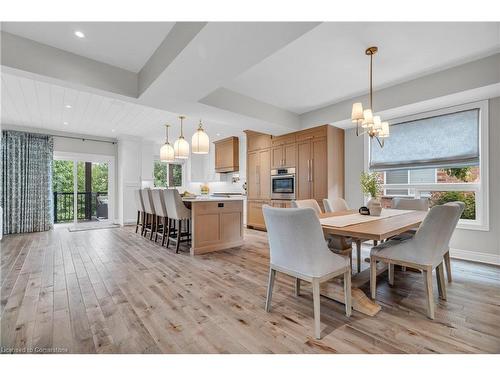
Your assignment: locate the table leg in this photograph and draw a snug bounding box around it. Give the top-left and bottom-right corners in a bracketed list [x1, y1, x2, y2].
[355, 239, 361, 273]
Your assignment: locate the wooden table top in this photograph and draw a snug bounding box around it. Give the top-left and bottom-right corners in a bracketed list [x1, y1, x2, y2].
[319, 209, 428, 241]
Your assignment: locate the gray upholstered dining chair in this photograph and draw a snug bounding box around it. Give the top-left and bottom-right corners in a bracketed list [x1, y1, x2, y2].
[163, 189, 192, 253]
[442, 201, 465, 282]
[323, 197, 349, 213]
[134, 189, 145, 235]
[151, 189, 169, 245]
[141, 188, 156, 240]
[262, 205, 352, 339]
[292, 199, 354, 271]
[369, 203, 462, 319]
[391, 197, 429, 211]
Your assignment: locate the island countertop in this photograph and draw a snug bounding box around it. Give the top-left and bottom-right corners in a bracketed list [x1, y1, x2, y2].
[183, 197, 244, 255]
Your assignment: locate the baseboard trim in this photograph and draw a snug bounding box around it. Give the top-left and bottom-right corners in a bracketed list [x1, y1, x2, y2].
[450, 248, 500, 266]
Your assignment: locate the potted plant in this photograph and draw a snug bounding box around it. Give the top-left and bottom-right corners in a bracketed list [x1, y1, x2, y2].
[360, 171, 382, 216]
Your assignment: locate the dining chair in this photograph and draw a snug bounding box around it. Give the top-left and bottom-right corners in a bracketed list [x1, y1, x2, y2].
[323, 197, 349, 213]
[134, 189, 145, 235]
[292, 199, 353, 270]
[141, 188, 156, 240]
[442, 201, 465, 282]
[369, 203, 462, 319]
[163, 189, 192, 253]
[262, 205, 352, 339]
[151, 189, 168, 245]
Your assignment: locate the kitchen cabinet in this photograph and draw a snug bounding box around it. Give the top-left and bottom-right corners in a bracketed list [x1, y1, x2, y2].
[296, 136, 328, 204]
[246, 131, 271, 152]
[247, 148, 271, 200]
[214, 136, 239, 173]
[247, 200, 269, 230]
[271, 143, 296, 168]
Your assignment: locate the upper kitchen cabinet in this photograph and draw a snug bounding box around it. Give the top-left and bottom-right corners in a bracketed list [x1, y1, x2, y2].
[245, 131, 271, 152]
[214, 136, 239, 173]
[271, 133, 296, 168]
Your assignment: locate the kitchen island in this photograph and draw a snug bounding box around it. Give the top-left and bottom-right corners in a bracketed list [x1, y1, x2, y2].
[182, 196, 245, 255]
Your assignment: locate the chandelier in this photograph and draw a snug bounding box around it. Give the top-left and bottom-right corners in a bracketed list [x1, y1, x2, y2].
[160, 123, 175, 162]
[174, 115, 190, 159]
[351, 46, 390, 148]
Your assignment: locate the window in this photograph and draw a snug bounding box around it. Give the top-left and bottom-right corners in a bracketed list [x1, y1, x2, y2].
[154, 161, 183, 188]
[367, 101, 489, 230]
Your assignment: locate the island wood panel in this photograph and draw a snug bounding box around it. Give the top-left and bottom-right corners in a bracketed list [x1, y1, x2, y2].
[191, 200, 244, 255]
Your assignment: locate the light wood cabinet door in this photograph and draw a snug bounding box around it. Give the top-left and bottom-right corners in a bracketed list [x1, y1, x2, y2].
[297, 141, 311, 200]
[214, 137, 239, 172]
[259, 149, 271, 199]
[312, 137, 328, 201]
[271, 146, 284, 168]
[247, 133, 271, 152]
[284, 143, 296, 167]
[247, 200, 267, 229]
[247, 151, 259, 199]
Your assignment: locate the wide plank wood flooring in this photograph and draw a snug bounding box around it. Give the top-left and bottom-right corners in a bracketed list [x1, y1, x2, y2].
[1, 226, 499, 353]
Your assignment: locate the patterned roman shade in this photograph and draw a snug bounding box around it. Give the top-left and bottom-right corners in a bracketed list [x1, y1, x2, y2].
[370, 109, 480, 171]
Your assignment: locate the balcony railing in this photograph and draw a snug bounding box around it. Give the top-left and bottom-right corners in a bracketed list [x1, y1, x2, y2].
[53, 192, 108, 223]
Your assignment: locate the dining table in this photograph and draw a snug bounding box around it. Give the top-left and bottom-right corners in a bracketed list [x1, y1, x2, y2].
[318, 208, 428, 316]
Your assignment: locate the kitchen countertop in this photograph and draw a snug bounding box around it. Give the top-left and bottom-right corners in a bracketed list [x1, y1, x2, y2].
[182, 196, 245, 202]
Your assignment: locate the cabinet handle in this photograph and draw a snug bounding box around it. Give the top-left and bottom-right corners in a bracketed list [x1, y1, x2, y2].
[310, 158, 314, 182]
[308, 159, 312, 182]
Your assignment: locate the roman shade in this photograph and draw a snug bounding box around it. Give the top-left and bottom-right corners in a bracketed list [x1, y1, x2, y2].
[370, 109, 480, 171]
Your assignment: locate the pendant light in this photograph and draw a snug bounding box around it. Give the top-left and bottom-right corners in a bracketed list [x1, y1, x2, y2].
[351, 46, 390, 148]
[160, 124, 175, 162]
[191, 119, 210, 154]
[174, 115, 190, 159]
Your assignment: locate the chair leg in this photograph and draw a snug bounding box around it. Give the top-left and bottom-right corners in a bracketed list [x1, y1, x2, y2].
[355, 239, 361, 273]
[294, 278, 301, 297]
[265, 268, 276, 312]
[166, 219, 171, 248]
[436, 262, 447, 301]
[370, 257, 377, 299]
[149, 215, 155, 240]
[444, 251, 452, 282]
[312, 278, 321, 339]
[155, 215, 159, 242]
[388, 263, 394, 286]
[401, 266, 407, 272]
[175, 220, 181, 253]
[344, 268, 352, 317]
[135, 211, 140, 233]
[423, 268, 435, 319]
[142, 213, 147, 236]
[161, 217, 167, 247]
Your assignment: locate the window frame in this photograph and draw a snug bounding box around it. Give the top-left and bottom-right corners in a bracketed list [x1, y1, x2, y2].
[365, 100, 489, 231]
[153, 159, 185, 188]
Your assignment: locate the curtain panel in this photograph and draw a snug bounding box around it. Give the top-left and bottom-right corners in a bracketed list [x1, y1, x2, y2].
[1, 130, 54, 234]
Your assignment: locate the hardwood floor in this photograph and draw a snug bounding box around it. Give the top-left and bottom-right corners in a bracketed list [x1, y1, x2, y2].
[1, 226, 499, 353]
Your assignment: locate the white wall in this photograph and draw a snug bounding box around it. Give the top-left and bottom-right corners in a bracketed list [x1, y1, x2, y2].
[343, 97, 500, 264]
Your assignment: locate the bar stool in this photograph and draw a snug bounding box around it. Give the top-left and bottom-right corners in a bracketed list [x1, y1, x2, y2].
[134, 189, 145, 235]
[151, 189, 169, 245]
[141, 188, 157, 240]
[164, 189, 192, 253]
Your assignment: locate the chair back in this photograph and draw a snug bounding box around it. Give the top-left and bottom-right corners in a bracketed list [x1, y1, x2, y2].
[134, 189, 145, 212]
[141, 189, 155, 215]
[391, 197, 429, 211]
[151, 189, 168, 217]
[323, 197, 349, 213]
[262, 205, 346, 277]
[164, 189, 191, 220]
[413, 203, 462, 265]
[291, 199, 322, 216]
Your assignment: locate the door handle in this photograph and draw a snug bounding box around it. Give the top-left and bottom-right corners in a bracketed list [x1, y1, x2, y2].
[310, 158, 314, 182]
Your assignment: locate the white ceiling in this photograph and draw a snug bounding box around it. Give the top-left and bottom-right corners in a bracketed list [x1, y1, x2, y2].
[0, 72, 239, 142]
[225, 22, 500, 114]
[1, 22, 175, 72]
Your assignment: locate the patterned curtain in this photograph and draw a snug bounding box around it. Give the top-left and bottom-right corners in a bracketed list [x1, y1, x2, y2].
[1, 130, 54, 234]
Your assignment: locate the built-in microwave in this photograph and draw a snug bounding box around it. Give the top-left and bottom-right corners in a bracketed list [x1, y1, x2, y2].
[271, 168, 296, 200]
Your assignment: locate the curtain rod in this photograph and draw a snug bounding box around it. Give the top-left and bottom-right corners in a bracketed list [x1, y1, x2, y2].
[52, 134, 117, 145]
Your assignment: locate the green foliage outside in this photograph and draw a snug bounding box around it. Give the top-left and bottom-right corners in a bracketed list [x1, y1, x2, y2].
[154, 161, 168, 187]
[430, 191, 476, 220]
[169, 164, 182, 187]
[360, 171, 382, 198]
[154, 161, 182, 187]
[444, 167, 472, 182]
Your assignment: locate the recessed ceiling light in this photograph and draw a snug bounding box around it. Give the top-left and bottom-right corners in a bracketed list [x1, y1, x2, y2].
[111, 129, 116, 133]
[63, 121, 69, 125]
[74, 31, 85, 38]
[65, 104, 72, 109]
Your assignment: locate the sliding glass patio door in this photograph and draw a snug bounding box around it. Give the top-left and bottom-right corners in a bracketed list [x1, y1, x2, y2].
[53, 152, 114, 226]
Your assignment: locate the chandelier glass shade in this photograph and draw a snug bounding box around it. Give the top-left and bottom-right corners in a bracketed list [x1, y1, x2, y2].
[351, 46, 390, 148]
[174, 115, 190, 159]
[160, 124, 175, 162]
[191, 120, 210, 154]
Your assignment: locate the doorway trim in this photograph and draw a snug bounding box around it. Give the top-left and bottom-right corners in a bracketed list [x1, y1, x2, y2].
[53, 151, 116, 225]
